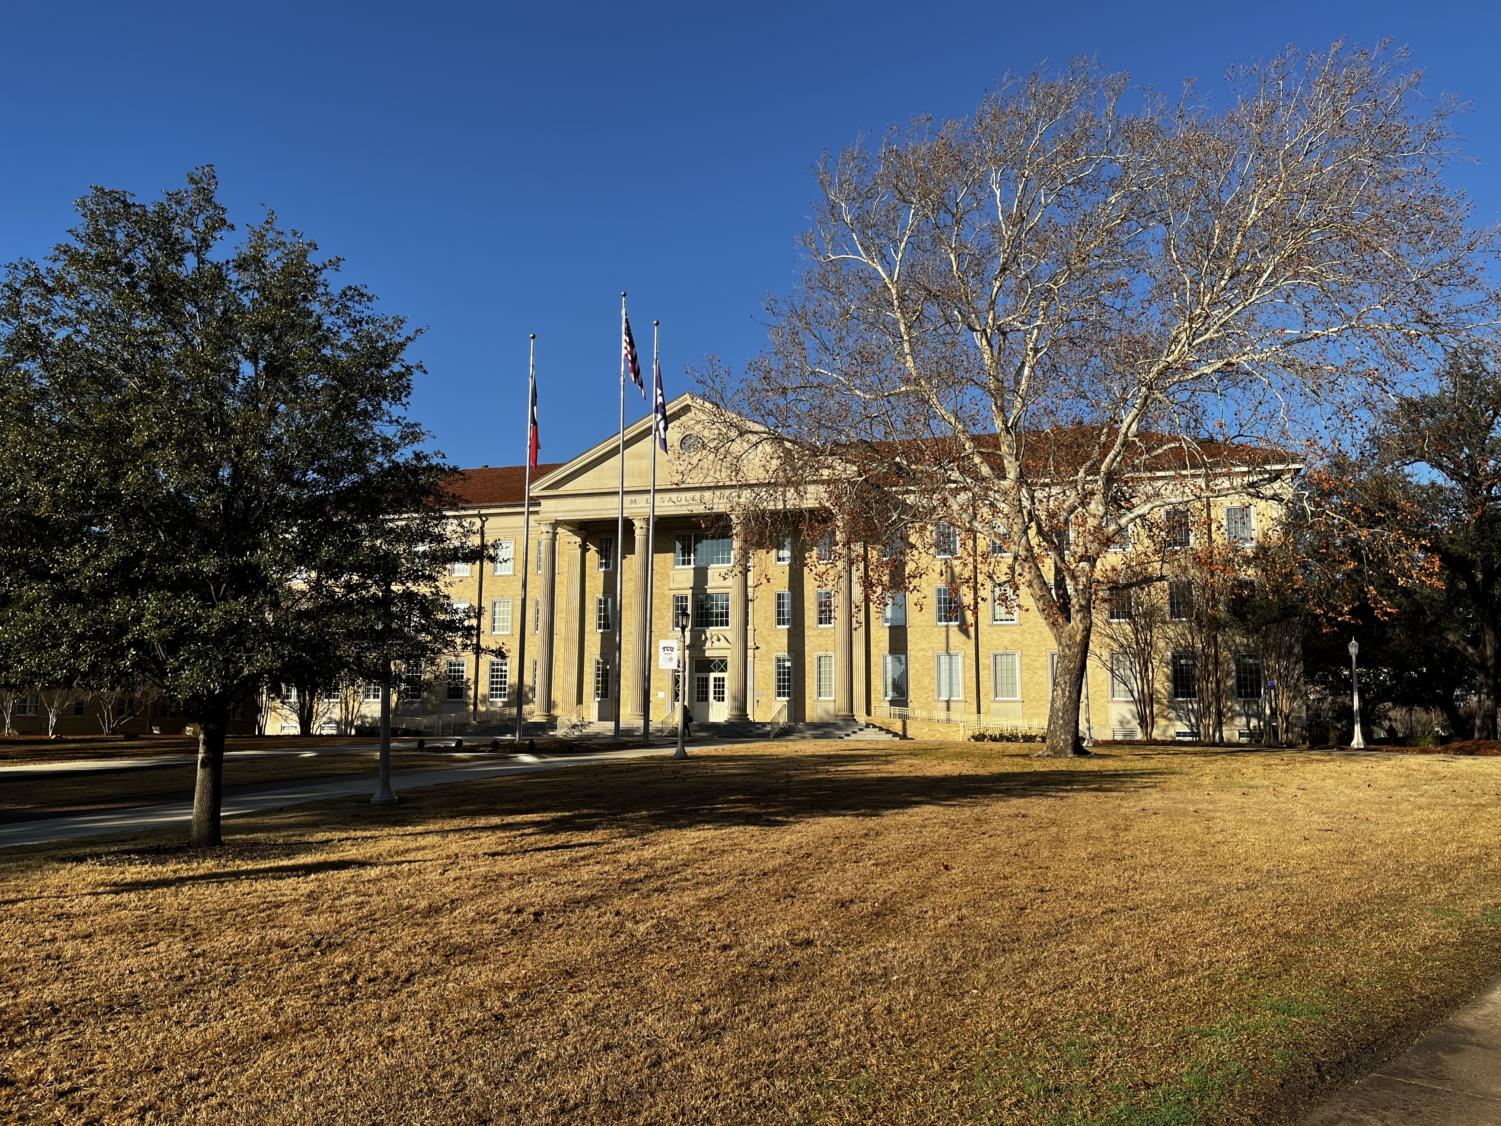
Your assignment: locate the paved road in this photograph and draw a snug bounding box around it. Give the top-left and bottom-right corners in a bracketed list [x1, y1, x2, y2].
[0, 745, 672, 850]
[1303, 977, 1501, 1124]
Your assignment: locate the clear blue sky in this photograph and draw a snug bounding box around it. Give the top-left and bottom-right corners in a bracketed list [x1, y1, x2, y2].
[4, 1, 1499, 469]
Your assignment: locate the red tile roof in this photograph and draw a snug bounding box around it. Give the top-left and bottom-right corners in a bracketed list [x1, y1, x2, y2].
[441, 464, 562, 508]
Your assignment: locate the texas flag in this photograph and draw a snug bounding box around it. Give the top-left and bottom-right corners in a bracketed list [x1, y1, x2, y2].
[527, 374, 540, 469]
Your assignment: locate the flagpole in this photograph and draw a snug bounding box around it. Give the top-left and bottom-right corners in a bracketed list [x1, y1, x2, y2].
[642, 320, 660, 745]
[515, 333, 535, 744]
[613, 292, 627, 740]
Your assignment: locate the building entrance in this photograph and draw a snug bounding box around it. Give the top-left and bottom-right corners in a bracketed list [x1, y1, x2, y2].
[693, 657, 729, 723]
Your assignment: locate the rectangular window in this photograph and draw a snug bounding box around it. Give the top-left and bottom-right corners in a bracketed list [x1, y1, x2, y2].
[445, 659, 466, 701]
[322, 686, 340, 703]
[1235, 653, 1264, 700]
[883, 653, 908, 701]
[449, 560, 471, 577]
[883, 592, 906, 627]
[934, 521, 958, 558]
[1110, 651, 1136, 701]
[1171, 651, 1196, 700]
[936, 651, 964, 701]
[596, 596, 613, 632]
[400, 661, 424, 701]
[1226, 505, 1255, 546]
[672, 593, 690, 628]
[536, 539, 544, 573]
[775, 654, 793, 700]
[18, 694, 38, 717]
[815, 531, 834, 563]
[936, 586, 961, 625]
[775, 534, 792, 565]
[1168, 580, 1193, 622]
[815, 590, 834, 627]
[991, 582, 1017, 624]
[674, 532, 732, 567]
[72, 697, 87, 716]
[694, 592, 730, 629]
[452, 599, 471, 624]
[493, 539, 514, 575]
[597, 535, 614, 571]
[1165, 508, 1192, 549]
[815, 653, 835, 700]
[992, 651, 1020, 700]
[364, 681, 382, 702]
[1108, 587, 1131, 621]
[533, 596, 541, 633]
[491, 598, 512, 635]
[489, 655, 510, 703]
[594, 658, 610, 700]
[775, 590, 792, 628]
[989, 521, 1011, 556]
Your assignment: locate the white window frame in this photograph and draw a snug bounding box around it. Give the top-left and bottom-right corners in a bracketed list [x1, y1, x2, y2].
[882, 592, 907, 627]
[596, 596, 613, 633]
[882, 652, 908, 701]
[815, 589, 834, 627]
[594, 657, 610, 700]
[491, 598, 512, 635]
[694, 592, 730, 630]
[990, 581, 1017, 624]
[1168, 580, 1192, 622]
[493, 539, 515, 576]
[991, 651, 1021, 701]
[492, 657, 511, 703]
[774, 654, 793, 700]
[775, 590, 791, 628]
[1110, 651, 1135, 701]
[934, 520, 958, 559]
[597, 535, 614, 571]
[936, 651, 964, 701]
[936, 586, 961, 625]
[445, 659, 467, 701]
[363, 681, 382, 702]
[1170, 651, 1196, 700]
[815, 531, 834, 563]
[775, 534, 792, 565]
[1226, 505, 1255, 546]
[449, 560, 472, 577]
[1235, 652, 1264, 700]
[814, 653, 835, 700]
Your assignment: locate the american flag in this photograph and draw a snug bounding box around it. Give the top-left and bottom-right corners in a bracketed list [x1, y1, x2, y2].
[622, 312, 644, 399]
[652, 351, 668, 453]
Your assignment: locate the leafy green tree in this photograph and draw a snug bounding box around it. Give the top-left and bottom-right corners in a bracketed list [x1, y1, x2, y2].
[0, 168, 466, 843]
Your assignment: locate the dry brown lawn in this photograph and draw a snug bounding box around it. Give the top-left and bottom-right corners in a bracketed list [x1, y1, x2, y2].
[1, 741, 1498, 1124]
[0, 734, 373, 765]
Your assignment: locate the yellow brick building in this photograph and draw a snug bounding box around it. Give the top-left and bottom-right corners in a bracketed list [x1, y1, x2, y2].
[266, 394, 1292, 743]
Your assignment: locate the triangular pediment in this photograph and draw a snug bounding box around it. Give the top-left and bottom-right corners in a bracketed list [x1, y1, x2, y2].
[533, 393, 736, 498]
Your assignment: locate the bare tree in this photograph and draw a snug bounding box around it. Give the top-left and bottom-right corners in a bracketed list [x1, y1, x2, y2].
[39, 686, 76, 739]
[1095, 569, 1165, 739]
[0, 688, 16, 736]
[698, 44, 1495, 756]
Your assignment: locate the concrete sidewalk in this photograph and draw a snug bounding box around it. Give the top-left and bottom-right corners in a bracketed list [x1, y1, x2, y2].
[1303, 977, 1501, 1124]
[0, 745, 672, 849]
[0, 740, 426, 778]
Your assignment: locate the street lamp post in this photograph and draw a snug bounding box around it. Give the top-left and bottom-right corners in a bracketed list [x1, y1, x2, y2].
[674, 605, 690, 760]
[1348, 638, 1365, 750]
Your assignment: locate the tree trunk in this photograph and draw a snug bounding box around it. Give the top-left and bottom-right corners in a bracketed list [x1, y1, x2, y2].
[190, 709, 228, 846]
[1476, 622, 1500, 741]
[1041, 625, 1090, 758]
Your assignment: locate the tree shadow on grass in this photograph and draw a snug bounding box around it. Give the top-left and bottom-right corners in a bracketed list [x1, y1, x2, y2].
[374, 751, 1160, 842]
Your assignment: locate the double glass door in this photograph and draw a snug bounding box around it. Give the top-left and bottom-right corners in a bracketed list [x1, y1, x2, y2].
[692, 657, 729, 723]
